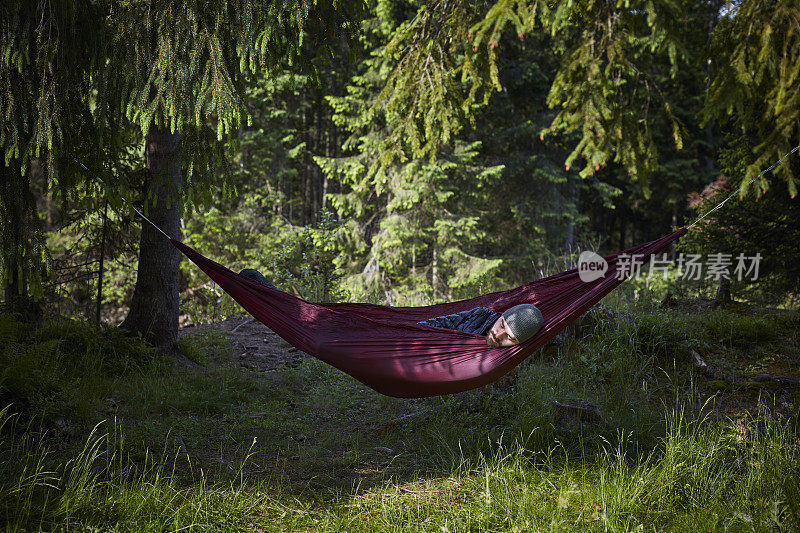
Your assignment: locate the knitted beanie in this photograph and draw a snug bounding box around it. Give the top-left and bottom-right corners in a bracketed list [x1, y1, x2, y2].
[502, 304, 543, 343]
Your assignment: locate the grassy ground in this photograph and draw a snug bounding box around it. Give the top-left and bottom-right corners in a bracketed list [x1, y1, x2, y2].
[1, 296, 799, 531]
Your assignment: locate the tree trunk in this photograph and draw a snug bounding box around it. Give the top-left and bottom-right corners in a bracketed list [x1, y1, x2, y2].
[302, 107, 310, 225]
[431, 242, 439, 301]
[0, 161, 42, 322]
[96, 199, 108, 324]
[715, 276, 731, 303]
[121, 126, 182, 355]
[315, 96, 323, 214]
[322, 113, 331, 210]
[564, 175, 579, 252]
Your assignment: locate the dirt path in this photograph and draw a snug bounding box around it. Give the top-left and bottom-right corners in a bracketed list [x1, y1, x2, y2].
[179, 314, 306, 371]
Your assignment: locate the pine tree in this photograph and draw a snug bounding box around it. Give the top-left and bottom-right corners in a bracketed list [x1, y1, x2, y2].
[103, 1, 366, 354]
[582, 1, 724, 246]
[376, 0, 798, 199]
[317, 2, 505, 303]
[2, 0, 364, 347]
[463, 25, 598, 280]
[372, 0, 686, 182]
[1, 0, 108, 320]
[703, 0, 800, 193]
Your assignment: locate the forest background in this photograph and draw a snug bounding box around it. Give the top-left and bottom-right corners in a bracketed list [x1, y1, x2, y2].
[3, 1, 800, 530]
[2, 0, 800, 341]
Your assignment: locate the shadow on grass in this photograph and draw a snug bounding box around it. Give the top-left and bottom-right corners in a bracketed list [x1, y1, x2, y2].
[2, 301, 800, 530]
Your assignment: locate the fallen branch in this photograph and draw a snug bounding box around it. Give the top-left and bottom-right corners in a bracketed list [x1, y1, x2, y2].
[691, 351, 799, 390]
[231, 317, 255, 333]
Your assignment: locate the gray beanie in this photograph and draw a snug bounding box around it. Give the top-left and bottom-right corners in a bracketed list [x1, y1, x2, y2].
[502, 304, 543, 343]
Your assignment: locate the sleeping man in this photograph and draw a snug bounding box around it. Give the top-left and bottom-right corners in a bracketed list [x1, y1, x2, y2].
[239, 269, 543, 347]
[418, 304, 543, 347]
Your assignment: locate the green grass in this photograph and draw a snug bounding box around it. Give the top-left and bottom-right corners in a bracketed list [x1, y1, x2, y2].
[2, 406, 798, 531]
[1, 302, 799, 531]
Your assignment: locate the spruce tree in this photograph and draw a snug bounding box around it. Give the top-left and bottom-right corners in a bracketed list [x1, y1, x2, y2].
[1, 0, 107, 320]
[376, 0, 798, 197]
[2, 0, 364, 348]
[372, 0, 685, 181]
[318, 2, 505, 302]
[98, 1, 361, 353]
[703, 0, 800, 192]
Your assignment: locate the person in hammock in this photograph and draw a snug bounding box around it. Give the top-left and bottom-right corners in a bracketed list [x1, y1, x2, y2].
[418, 303, 543, 347]
[240, 268, 543, 348]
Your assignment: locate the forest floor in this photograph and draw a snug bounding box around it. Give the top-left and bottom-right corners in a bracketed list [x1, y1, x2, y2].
[172, 302, 800, 491]
[181, 315, 305, 373]
[2, 297, 800, 531]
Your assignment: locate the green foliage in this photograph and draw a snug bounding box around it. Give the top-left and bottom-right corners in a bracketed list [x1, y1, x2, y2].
[43, 201, 139, 320]
[1, 0, 365, 304]
[377, 0, 687, 181]
[272, 208, 351, 303]
[7, 0, 799, 321]
[0, 1, 138, 298]
[98, 0, 365, 207]
[0, 163, 51, 301]
[370, 0, 499, 172]
[538, 0, 685, 180]
[0, 312, 159, 421]
[697, 309, 781, 347]
[0, 301, 799, 530]
[182, 206, 349, 320]
[316, 0, 717, 303]
[377, 0, 799, 201]
[319, 5, 513, 302]
[679, 135, 800, 305]
[704, 0, 800, 192]
[0, 0, 103, 180]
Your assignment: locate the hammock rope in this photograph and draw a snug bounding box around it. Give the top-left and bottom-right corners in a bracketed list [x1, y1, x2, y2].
[686, 144, 800, 228]
[72, 157, 174, 240]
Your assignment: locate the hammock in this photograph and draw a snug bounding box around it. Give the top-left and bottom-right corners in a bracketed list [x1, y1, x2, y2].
[172, 227, 687, 398]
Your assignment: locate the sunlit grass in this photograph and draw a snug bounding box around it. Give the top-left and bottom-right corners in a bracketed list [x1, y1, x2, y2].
[1, 303, 799, 530]
[2, 405, 798, 531]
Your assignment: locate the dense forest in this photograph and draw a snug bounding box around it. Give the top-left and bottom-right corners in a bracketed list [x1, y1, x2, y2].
[2, 1, 800, 530]
[3, 0, 799, 341]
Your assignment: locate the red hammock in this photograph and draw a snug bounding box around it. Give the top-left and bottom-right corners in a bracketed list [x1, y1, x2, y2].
[173, 228, 686, 398]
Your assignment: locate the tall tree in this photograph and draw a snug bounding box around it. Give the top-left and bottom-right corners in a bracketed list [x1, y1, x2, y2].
[375, 0, 798, 198]
[0, 0, 107, 319]
[2, 0, 364, 345]
[98, 0, 364, 354]
[318, 2, 506, 302]
[372, 0, 685, 182]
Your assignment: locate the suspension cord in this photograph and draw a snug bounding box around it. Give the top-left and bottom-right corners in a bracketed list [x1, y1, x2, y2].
[72, 157, 174, 241]
[687, 145, 800, 229]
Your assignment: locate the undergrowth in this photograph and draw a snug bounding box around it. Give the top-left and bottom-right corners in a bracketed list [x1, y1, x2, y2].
[1, 404, 798, 531]
[0, 303, 798, 531]
[0, 313, 162, 422]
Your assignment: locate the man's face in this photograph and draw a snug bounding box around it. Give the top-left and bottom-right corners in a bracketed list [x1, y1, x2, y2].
[486, 316, 519, 347]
